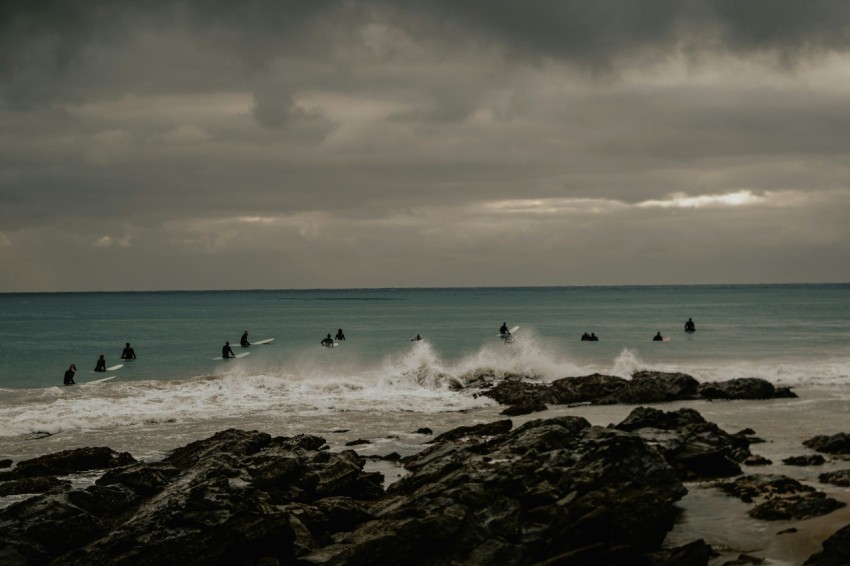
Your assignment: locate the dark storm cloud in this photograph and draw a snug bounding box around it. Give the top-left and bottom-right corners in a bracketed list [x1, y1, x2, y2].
[2, 1, 850, 290]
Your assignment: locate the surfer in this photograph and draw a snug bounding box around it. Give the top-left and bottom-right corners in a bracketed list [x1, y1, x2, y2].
[653, 332, 664, 342]
[335, 329, 346, 341]
[499, 322, 510, 337]
[222, 341, 236, 359]
[121, 343, 136, 360]
[94, 355, 107, 372]
[590, 333, 599, 341]
[411, 334, 422, 341]
[240, 330, 250, 347]
[581, 332, 590, 341]
[684, 318, 696, 332]
[321, 334, 334, 348]
[63, 364, 76, 386]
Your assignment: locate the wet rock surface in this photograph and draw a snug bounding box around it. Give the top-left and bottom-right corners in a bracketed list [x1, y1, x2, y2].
[805, 522, 850, 566]
[476, 372, 794, 407]
[819, 469, 850, 487]
[803, 433, 850, 455]
[714, 474, 846, 521]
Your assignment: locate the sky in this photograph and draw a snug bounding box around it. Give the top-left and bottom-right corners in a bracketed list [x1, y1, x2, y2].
[2, 1, 850, 292]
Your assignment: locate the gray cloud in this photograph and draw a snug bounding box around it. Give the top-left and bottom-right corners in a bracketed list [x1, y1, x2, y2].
[1, 1, 849, 290]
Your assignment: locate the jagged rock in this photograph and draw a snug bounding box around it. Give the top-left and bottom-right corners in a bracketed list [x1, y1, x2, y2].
[304, 416, 689, 565]
[743, 455, 772, 466]
[1, 446, 136, 479]
[699, 378, 796, 400]
[0, 459, 12, 469]
[344, 439, 371, 446]
[549, 373, 629, 404]
[610, 371, 700, 404]
[0, 475, 71, 496]
[819, 469, 850, 487]
[722, 554, 764, 565]
[500, 401, 548, 416]
[480, 380, 554, 406]
[783, 454, 826, 466]
[413, 428, 432, 435]
[804, 522, 850, 565]
[428, 419, 513, 443]
[750, 492, 845, 521]
[715, 474, 846, 520]
[803, 433, 850, 455]
[615, 407, 751, 480]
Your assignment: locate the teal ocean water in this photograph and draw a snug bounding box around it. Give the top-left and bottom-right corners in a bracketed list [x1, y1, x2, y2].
[1, 284, 848, 457]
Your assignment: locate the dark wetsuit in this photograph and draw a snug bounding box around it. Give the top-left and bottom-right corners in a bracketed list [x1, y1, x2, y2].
[499, 324, 509, 335]
[240, 333, 250, 347]
[222, 343, 235, 358]
[321, 335, 334, 347]
[590, 333, 599, 341]
[121, 347, 136, 360]
[684, 319, 696, 332]
[64, 370, 76, 385]
[335, 330, 346, 341]
[581, 333, 590, 341]
[653, 333, 663, 341]
[94, 357, 106, 372]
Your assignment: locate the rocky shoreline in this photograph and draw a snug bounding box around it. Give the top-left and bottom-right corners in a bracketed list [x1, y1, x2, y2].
[1, 373, 849, 565]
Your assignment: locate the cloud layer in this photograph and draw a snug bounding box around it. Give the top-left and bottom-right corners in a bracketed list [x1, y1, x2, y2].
[1, 1, 849, 290]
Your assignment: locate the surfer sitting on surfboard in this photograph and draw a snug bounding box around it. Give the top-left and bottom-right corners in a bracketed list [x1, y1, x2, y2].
[684, 318, 696, 332]
[321, 334, 334, 348]
[121, 343, 136, 360]
[64, 364, 76, 386]
[222, 341, 236, 359]
[499, 322, 510, 337]
[94, 355, 107, 372]
[653, 332, 664, 341]
[240, 331, 250, 347]
[335, 329, 346, 341]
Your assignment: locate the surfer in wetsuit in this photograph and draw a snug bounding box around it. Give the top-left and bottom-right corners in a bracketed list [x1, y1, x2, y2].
[240, 331, 250, 347]
[684, 318, 696, 332]
[411, 334, 422, 341]
[653, 332, 663, 341]
[121, 343, 136, 360]
[581, 332, 590, 341]
[64, 364, 76, 385]
[222, 341, 236, 359]
[94, 355, 106, 372]
[499, 323, 510, 336]
[321, 334, 334, 348]
[335, 329, 346, 341]
[590, 333, 599, 341]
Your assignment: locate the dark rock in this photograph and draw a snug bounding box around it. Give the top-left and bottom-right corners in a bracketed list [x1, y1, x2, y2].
[414, 428, 432, 435]
[97, 463, 181, 496]
[647, 538, 713, 565]
[783, 454, 826, 466]
[549, 373, 629, 404]
[804, 522, 850, 565]
[778, 527, 798, 535]
[428, 419, 513, 443]
[803, 433, 850, 455]
[750, 492, 845, 521]
[722, 554, 764, 565]
[743, 455, 772, 466]
[611, 371, 700, 404]
[819, 469, 850, 487]
[331, 429, 350, 433]
[699, 378, 795, 400]
[344, 439, 371, 446]
[7, 446, 136, 479]
[500, 401, 548, 416]
[480, 380, 554, 406]
[0, 475, 71, 496]
[715, 474, 846, 521]
[615, 407, 751, 480]
[162, 428, 272, 469]
[0, 459, 12, 469]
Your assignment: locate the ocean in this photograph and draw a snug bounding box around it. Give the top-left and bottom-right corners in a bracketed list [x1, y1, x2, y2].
[2, 284, 850, 562]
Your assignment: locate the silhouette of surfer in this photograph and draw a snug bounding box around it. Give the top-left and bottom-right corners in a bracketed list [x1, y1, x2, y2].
[499, 322, 510, 337]
[121, 343, 136, 360]
[240, 330, 250, 347]
[222, 341, 236, 359]
[321, 334, 334, 348]
[64, 364, 77, 386]
[581, 332, 590, 341]
[653, 332, 664, 342]
[590, 332, 599, 341]
[411, 334, 422, 341]
[684, 318, 696, 332]
[335, 329, 346, 341]
[94, 355, 106, 372]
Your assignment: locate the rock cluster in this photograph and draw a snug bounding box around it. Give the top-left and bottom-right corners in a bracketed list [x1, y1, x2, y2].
[803, 433, 850, 455]
[477, 372, 795, 413]
[714, 474, 846, 521]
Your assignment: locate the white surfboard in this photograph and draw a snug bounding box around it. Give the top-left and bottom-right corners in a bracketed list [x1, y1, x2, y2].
[83, 375, 116, 386]
[321, 342, 339, 348]
[245, 338, 274, 346]
[212, 352, 251, 361]
[497, 325, 520, 337]
[106, 364, 124, 371]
